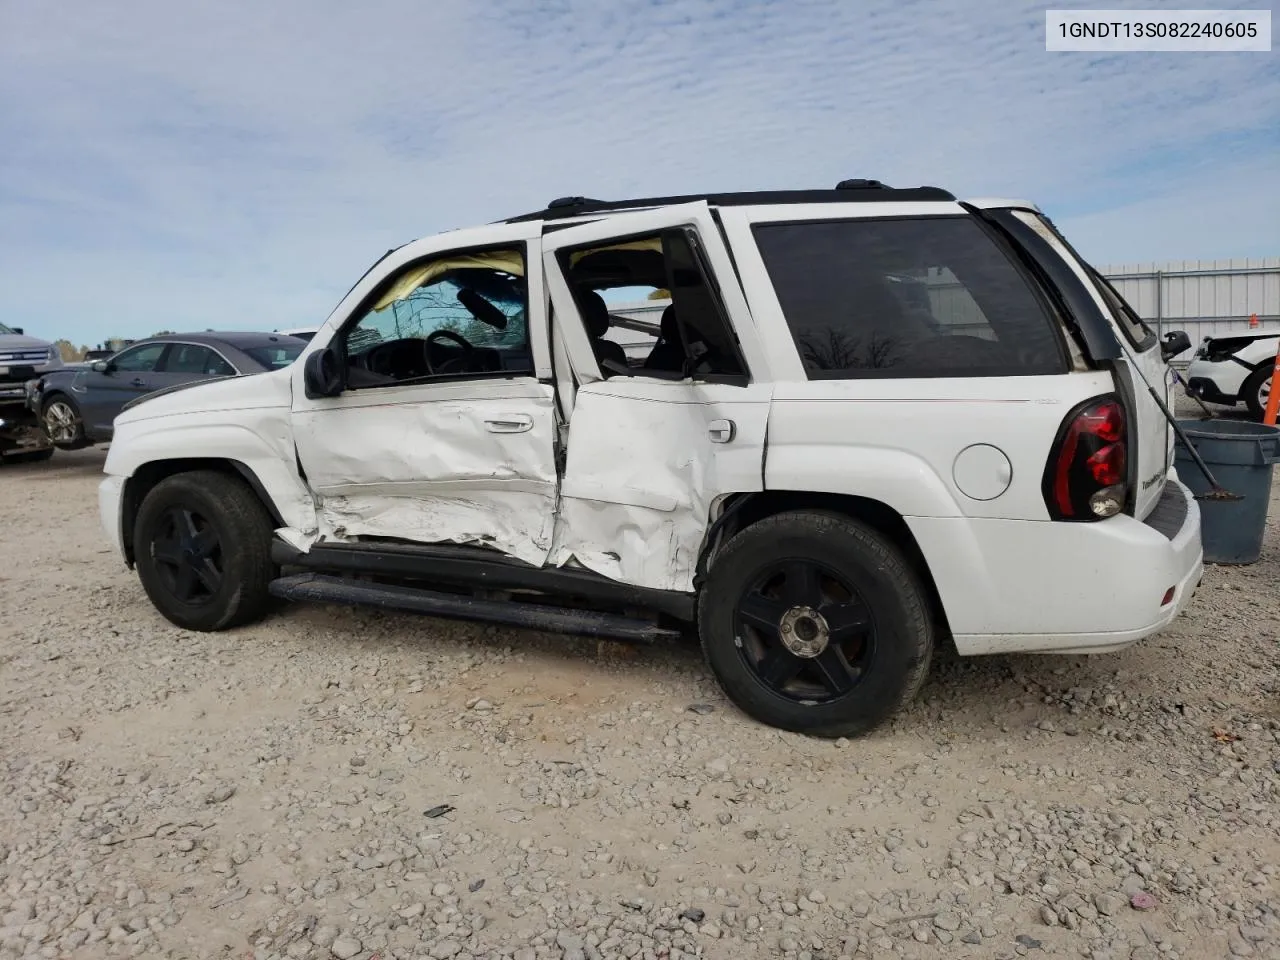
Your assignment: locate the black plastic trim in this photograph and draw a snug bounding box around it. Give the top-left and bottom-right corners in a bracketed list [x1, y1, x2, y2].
[269, 573, 680, 643]
[1142, 480, 1188, 541]
[975, 209, 1122, 363]
[272, 539, 695, 621]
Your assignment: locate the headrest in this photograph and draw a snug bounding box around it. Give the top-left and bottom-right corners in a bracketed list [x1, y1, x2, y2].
[578, 290, 611, 338]
[659, 304, 679, 340]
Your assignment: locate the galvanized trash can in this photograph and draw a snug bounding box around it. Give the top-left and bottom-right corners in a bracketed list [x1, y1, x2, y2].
[1174, 419, 1280, 564]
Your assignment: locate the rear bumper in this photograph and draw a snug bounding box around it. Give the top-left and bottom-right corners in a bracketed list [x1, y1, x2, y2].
[909, 476, 1204, 656]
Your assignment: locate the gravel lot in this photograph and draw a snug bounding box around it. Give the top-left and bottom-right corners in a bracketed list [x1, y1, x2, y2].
[1, 440, 1277, 960]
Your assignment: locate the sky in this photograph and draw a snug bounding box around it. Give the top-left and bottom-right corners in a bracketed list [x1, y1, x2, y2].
[2, 0, 1277, 348]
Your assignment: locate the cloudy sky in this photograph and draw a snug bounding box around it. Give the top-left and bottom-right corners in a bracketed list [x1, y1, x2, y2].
[2, 0, 1277, 347]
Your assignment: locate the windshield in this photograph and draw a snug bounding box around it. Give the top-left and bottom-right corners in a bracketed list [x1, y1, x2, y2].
[243, 342, 305, 369]
[0, 322, 17, 335]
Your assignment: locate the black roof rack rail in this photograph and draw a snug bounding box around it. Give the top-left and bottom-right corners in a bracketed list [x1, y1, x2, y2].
[502, 185, 956, 223]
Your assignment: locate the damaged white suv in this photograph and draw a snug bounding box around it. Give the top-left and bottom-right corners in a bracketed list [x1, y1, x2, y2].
[99, 182, 1204, 737]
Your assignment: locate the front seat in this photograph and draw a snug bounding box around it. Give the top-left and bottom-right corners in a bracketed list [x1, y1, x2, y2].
[578, 290, 628, 373]
[644, 304, 686, 373]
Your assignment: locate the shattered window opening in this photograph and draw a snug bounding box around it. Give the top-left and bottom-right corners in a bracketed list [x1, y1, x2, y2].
[341, 246, 534, 385]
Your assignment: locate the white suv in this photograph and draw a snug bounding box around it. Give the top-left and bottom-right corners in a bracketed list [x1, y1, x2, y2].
[1185, 330, 1277, 420]
[98, 182, 1203, 737]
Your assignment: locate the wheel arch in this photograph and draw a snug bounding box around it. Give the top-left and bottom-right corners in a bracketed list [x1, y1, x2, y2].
[699, 490, 952, 639]
[121, 458, 284, 565]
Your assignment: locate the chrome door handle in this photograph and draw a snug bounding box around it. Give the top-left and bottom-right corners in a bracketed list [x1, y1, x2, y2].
[130, 378, 148, 388]
[708, 418, 735, 443]
[484, 414, 533, 433]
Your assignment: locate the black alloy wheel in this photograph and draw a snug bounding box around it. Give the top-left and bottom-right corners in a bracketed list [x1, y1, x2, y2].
[734, 558, 874, 703]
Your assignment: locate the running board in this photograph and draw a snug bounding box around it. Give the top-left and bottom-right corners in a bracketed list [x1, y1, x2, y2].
[268, 573, 680, 643]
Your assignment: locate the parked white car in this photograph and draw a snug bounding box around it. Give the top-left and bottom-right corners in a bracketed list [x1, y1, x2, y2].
[1185, 331, 1277, 419]
[98, 182, 1203, 736]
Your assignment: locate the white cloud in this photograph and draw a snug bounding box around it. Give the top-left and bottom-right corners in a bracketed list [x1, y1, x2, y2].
[1, 0, 1276, 344]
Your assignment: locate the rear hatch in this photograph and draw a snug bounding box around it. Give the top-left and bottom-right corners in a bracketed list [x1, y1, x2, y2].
[1002, 210, 1173, 520]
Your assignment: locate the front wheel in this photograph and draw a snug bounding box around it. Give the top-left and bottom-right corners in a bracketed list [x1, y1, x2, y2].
[1242, 366, 1273, 421]
[41, 395, 90, 450]
[697, 510, 933, 738]
[134, 470, 276, 631]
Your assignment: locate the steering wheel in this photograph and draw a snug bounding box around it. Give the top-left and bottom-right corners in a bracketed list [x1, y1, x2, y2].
[422, 329, 475, 374]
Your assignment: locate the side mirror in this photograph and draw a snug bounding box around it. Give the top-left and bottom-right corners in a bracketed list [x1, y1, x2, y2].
[12, 327, 23, 335]
[303, 346, 344, 398]
[1161, 330, 1191, 361]
[91, 360, 112, 373]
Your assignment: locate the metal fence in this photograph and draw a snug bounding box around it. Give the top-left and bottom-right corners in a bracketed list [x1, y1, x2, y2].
[1098, 258, 1280, 351]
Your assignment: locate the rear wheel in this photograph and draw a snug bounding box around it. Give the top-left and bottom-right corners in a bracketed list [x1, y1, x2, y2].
[134, 470, 276, 631]
[1243, 366, 1273, 420]
[697, 510, 933, 738]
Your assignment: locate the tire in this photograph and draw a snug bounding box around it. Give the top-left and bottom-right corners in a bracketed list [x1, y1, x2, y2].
[41, 394, 90, 450]
[697, 510, 933, 738]
[1242, 366, 1273, 421]
[133, 470, 276, 631]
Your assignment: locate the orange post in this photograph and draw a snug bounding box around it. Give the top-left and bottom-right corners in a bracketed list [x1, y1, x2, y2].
[1264, 340, 1280, 426]
[1249, 312, 1260, 328]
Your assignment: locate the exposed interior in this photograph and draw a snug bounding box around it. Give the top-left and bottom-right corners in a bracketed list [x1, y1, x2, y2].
[561, 230, 746, 380]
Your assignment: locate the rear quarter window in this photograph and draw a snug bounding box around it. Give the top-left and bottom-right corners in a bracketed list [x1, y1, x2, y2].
[752, 217, 1068, 379]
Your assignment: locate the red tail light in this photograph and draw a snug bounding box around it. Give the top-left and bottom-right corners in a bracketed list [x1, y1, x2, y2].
[1043, 395, 1129, 521]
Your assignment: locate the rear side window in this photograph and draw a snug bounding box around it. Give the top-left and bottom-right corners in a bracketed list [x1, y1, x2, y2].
[243, 343, 303, 370]
[163, 344, 225, 375]
[753, 217, 1067, 379]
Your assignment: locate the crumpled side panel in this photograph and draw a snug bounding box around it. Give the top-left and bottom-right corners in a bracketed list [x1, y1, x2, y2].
[548, 388, 714, 593]
[318, 490, 555, 568]
[550, 496, 707, 592]
[294, 395, 558, 491]
[291, 380, 560, 566]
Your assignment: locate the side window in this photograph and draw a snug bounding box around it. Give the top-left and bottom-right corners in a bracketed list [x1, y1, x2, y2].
[752, 217, 1067, 379]
[111, 343, 167, 373]
[560, 230, 747, 380]
[162, 344, 219, 374]
[342, 247, 531, 385]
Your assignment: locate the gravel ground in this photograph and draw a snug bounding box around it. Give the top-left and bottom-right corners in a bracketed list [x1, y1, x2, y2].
[1, 432, 1277, 960]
